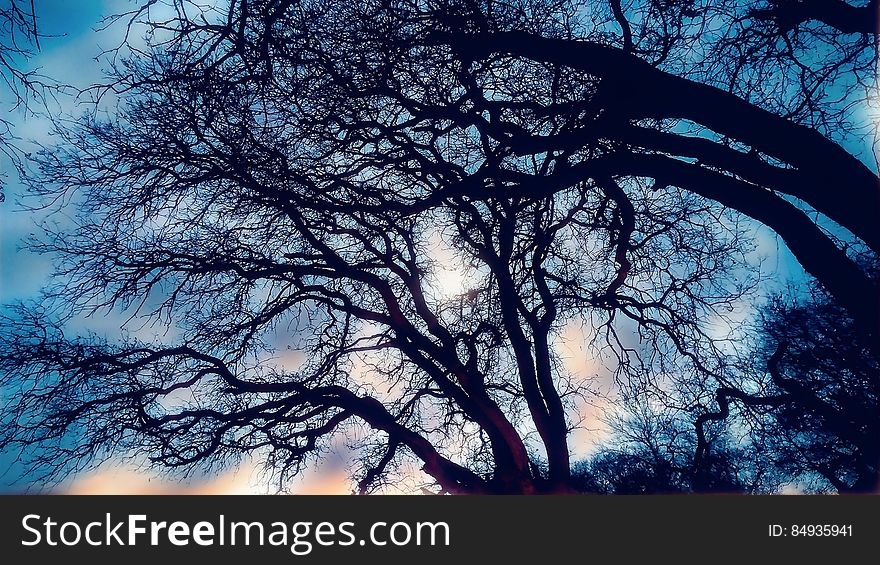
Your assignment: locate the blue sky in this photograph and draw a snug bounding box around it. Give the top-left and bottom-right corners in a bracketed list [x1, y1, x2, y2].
[1, 1, 108, 307]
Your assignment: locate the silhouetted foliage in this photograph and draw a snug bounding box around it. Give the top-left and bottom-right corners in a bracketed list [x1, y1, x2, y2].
[683, 257, 880, 493]
[754, 263, 880, 492]
[0, 0, 877, 493]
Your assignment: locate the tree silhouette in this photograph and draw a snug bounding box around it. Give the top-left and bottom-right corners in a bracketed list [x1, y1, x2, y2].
[751, 263, 879, 492]
[0, 0, 877, 493]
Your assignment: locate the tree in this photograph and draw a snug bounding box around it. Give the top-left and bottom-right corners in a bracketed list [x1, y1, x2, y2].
[0, 0, 877, 494]
[752, 264, 879, 492]
[572, 397, 770, 494]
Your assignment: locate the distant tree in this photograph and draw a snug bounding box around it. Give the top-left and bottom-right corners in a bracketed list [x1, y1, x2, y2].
[0, 0, 876, 493]
[686, 257, 879, 493]
[572, 396, 773, 494]
[755, 268, 879, 492]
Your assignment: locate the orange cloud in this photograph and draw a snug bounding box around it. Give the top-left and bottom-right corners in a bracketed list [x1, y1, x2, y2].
[61, 459, 353, 495]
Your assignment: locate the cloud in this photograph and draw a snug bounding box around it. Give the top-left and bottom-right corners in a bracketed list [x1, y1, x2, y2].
[555, 319, 617, 456]
[60, 458, 354, 495]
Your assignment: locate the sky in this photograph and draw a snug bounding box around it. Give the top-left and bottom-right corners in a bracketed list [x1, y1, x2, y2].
[0, 0, 876, 494]
[0, 0, 104, 493]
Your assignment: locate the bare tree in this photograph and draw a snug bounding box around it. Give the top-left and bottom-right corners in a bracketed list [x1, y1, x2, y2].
[0, 0, 876, 493]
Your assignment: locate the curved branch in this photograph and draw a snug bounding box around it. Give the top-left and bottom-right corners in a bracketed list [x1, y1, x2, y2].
[693, 344, 792, 477]
[445, 30, 880, 252]
[609, 0, 634, 52]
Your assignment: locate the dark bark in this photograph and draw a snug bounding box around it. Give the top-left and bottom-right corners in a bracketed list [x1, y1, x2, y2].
[755, 0, 879, 35]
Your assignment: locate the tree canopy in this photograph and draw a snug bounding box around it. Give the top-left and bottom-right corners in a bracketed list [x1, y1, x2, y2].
[1, 0, 877, 494]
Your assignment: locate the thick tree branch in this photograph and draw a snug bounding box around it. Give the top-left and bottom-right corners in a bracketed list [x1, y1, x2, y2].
[753, 0, 879, 35]
[447, 30, 880, 252]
